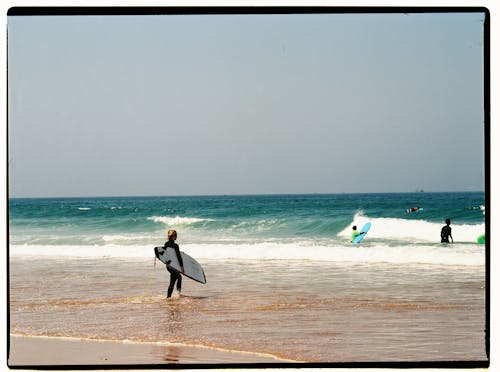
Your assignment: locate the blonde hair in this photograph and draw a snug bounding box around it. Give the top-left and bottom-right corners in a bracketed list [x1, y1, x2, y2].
[167, 229, 177, 240]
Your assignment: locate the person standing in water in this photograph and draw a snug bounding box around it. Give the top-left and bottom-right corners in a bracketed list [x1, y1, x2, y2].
[351, 225, 365, 243]
[164, 229, 184, 298]
[440, 218, 453, 243]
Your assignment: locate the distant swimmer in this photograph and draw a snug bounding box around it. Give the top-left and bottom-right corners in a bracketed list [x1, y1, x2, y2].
[440, 218, 453, 243]
[351, 225, 366, 243]
[164, 229, 185, 298]
[407, 206, 423, 213]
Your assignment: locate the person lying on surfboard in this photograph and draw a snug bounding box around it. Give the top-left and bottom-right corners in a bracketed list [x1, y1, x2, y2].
[351, 225, 366, 243]
[164, 229, 185, 298]
[408, 206, 421, 213]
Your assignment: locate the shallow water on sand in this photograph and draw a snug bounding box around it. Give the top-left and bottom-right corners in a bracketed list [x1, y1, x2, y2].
[9, 256, 486, 363]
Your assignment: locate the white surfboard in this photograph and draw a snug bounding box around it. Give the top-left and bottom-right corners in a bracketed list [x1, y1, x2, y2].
[154, 246, 206, 284]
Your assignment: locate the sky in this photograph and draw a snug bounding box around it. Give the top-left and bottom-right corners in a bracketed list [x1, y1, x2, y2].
[7, 10, 486, 197]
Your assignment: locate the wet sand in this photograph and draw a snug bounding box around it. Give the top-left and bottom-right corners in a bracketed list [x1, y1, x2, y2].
[9, 258, 487, 364]
[8, 335, 291, 366]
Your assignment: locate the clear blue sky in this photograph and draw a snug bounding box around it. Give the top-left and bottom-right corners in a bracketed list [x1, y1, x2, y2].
[7, 11, 486, 197]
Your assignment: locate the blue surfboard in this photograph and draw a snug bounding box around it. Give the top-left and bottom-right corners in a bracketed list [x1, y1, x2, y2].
[353, 222, 371, 244]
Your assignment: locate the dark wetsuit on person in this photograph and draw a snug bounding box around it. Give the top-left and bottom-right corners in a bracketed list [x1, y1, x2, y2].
[164, 240, 184, 297]
[441, 219, 453, 243]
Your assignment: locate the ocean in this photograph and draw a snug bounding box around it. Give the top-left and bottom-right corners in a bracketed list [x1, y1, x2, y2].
[8, 192, 488, 364]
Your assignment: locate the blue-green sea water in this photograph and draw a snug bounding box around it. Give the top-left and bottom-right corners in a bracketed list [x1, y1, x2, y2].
[9, 192, 485, 265]
[9, 192, 487, 364]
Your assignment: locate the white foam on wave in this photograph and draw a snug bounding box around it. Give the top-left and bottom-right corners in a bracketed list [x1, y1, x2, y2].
[10, 244, 152, 259]
[339, 212, 485, 243]
[184, 243, 484, 266]
[10, 240, 485, 266]
[148, 216, 214, 226]
[102, 234, 154, 244]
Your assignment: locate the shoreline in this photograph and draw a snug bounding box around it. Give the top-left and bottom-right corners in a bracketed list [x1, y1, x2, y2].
[8, 334, 296, 366]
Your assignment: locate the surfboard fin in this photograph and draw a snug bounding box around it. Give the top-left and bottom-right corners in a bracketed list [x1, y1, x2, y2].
[154, 246, 164, 260]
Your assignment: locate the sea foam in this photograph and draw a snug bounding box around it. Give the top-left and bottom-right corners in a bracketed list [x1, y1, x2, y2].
[148, 216, 214, 226]
[10, 240, 485, 267]
[339, 212, 485, 243]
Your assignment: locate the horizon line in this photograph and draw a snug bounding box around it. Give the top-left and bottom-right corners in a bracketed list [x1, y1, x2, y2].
[8, 190, 486, 200]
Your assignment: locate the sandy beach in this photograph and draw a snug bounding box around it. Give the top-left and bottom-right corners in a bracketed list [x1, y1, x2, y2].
[9, 256, 487, 365]
[8, 335, 291, 366]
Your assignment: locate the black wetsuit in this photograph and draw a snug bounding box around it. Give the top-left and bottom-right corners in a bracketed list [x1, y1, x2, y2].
[441, 225, 452, 243]
[164, 240, 184, 297]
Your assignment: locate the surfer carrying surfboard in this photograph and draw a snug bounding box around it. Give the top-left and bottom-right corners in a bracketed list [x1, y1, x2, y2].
[164, 229, 185, 298]
[351, 226, 365, 243]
